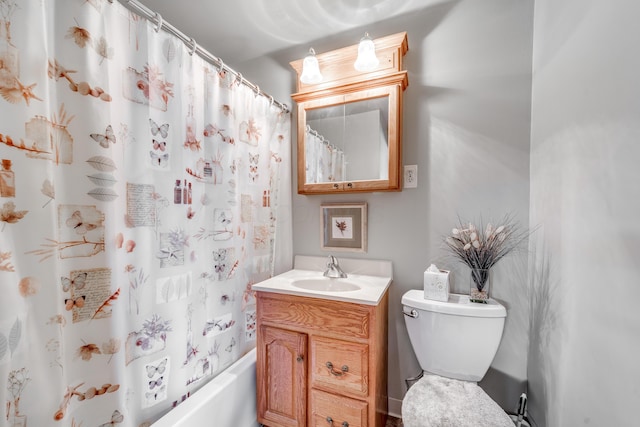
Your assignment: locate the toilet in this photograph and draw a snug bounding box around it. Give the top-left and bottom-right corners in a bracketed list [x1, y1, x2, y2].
[401, 290, 514, 427]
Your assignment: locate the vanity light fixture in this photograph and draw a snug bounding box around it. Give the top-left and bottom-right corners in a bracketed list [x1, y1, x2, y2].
[299, 48, 323, 84]
[354, 32, 379, 72]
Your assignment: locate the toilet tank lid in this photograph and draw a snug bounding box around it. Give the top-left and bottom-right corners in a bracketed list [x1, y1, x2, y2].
[402, 290, 506, 318]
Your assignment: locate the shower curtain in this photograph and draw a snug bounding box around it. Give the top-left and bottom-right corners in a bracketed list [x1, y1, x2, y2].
[0, 0, 291, 426]
[304, 127, 343, 183]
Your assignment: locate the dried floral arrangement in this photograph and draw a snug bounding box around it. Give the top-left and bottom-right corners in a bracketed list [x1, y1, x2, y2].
[444, 214, 531, 302]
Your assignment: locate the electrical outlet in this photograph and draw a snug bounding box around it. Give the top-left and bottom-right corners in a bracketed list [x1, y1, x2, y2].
[404, 165, 418, 188]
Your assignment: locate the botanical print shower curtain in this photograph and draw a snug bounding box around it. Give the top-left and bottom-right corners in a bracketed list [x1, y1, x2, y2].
[0, 0, 291, 426]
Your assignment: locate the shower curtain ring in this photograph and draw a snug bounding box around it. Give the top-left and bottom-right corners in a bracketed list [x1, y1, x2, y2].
[188, 37, 197, 55]
[269, 95, 274, 106]
[154, 12, 163, 33]
[254, 85, 260, 97]
[236, 73, 243, 86]
[218, 59, 224, 74]
[282, 103, 289, 113]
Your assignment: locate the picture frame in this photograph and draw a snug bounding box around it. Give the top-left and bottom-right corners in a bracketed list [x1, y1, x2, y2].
[320, 203, 367, 253]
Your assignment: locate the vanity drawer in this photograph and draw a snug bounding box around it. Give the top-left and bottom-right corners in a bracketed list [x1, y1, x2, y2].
[257, 293, 370, 339]
[311, 336, 368, 397]
[310, 389, 368, 427]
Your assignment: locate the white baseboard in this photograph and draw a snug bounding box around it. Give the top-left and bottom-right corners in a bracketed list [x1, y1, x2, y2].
[388, 397, 403, 418]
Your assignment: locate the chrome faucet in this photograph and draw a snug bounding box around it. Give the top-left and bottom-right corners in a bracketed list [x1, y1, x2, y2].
[323, 255, 347, 278]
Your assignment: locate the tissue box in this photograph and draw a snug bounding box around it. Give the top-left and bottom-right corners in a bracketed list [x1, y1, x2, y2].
[424, 268, 450, 302]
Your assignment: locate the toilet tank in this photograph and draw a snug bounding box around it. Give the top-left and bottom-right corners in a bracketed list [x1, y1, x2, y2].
[402, 290, 506, 382]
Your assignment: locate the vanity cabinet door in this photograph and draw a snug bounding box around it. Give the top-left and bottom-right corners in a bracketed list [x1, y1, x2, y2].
[257, 325, 307, 427]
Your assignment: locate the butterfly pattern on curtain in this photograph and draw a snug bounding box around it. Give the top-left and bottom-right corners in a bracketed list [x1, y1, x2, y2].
[0, 0, 290, 426]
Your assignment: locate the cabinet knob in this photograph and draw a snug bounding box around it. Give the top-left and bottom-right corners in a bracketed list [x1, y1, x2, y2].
[296, 355, 303, 362]
[333, 183, 339, 189]
[347, 182, 353, 188]
[325, 361, 348, 376]
[326, 416, 333, 424]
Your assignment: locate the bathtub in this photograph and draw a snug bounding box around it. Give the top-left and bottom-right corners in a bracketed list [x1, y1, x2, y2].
[152, 348, 259, 427]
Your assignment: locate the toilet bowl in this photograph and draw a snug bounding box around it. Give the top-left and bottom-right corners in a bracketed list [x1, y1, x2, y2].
[401, 290, 513, 427]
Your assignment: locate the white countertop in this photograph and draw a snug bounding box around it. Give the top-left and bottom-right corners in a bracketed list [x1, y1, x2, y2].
[252, 255, 393, 306]
[252, 269, 392, 305]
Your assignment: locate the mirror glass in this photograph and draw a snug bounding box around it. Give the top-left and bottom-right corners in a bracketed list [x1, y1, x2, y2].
[304, 95, 389, 184]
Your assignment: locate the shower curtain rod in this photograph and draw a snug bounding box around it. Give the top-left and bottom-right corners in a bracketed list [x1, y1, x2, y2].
[114, 0, 289, 113]
[305, 125, 335, 150]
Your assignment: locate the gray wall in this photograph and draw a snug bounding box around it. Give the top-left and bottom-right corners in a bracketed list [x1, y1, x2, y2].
[241, 0, 534, 415]
[529, 0, 640, 425]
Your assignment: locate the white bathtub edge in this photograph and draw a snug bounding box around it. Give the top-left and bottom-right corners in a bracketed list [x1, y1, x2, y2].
[152, 348, 258, 427]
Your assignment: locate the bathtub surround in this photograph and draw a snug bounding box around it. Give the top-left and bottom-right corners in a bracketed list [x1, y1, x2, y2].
[0, 1, 290, 426]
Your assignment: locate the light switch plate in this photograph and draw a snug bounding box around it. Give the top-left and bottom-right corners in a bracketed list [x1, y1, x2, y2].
[404, 165, 418, 188]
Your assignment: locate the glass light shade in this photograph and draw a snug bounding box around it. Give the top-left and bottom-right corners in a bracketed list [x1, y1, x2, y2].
[354, 33, 379, 72]
[300, 48, 323, 84]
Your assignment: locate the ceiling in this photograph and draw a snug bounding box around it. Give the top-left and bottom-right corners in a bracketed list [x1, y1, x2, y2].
[135, 0, 440, 65]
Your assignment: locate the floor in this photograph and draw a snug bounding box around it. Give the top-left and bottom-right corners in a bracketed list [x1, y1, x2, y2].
[386, 415, 404, 427]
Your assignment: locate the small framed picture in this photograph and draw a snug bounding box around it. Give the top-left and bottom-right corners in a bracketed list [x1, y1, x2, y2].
[320, 203, 367, 253]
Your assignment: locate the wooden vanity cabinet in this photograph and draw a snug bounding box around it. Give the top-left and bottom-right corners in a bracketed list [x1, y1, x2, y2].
[256, 291, 389, 427]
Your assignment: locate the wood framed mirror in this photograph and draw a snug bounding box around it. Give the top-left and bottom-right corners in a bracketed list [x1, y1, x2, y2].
[291, 32, 409, 194]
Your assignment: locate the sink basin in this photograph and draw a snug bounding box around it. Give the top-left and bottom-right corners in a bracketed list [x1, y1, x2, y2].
[251, 256, 393, 305]
[291, 278, 361, 292]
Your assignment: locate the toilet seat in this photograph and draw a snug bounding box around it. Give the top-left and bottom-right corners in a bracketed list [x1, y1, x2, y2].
[401, 374, 513, 427]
